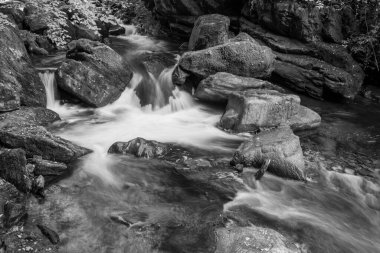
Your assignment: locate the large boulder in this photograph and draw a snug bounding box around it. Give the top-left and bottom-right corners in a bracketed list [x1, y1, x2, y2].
[231, 126, 306, 181]
[0, 23, 46, 111]
[220, 90, 300, 132]
[108, 138, 169, 159]
[56, 39, 133, 107]
[173, 37, 275, 89]
[188, 14, 230, 51]
[288, 106, 321, 132]
[0, 108, 90, 163]
[195, 72, 284, 104]
[0, 148, 32, 193]
[240, 18, 364, 100]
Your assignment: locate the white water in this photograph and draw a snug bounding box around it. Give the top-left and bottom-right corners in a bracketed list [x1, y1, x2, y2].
[38, 69, 60, 109]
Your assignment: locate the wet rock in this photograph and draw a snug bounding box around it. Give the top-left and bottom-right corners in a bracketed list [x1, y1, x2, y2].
[3, 200, 28, 229]
[0, 107, 60, 126]
[0, 148, 32, 193]
[220, 90, 300, 132]
[108, 138, 169, 159]
[215, 225, 301, 253]
[29, 156, 68, 184]
[288, 106, 321, 131]
[0, 24, 46, 108]
[189, 14, 230, 51]
[195, 72, 284, 104]
[109, 24, 126, 36]
[56, 39, 133, 107]
[19, 30, 49, 55]
[37, 224, 60, 245]
[231, 126, 306, 181]
[0, 121, 91, 164]
[110, 209, 148, 227]
[173, 36, 275, 89]
[139, 51, 178, 77]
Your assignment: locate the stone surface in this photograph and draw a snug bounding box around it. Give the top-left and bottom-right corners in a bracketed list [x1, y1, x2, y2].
[0, 24, 46, 108]
[37, 224, 60, 245]
[3, 200, 28, 229]
[195, 72, 284, 104]
[174, 38, 275, 89]
[0, 148, 32, 193]
[188, 14, 230, 51]
[29, 156, 68, 185]
[220, 90, 300, 132]
[0, 109, 90, 163]
[288, 106, 321, 131]
[56, 39, 133, 107]
[108, 138, 169, 159]
[215, 225, 301, 253]
[231, 126, 306, 181]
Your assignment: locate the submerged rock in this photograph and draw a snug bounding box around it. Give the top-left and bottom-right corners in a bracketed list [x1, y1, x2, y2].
[215, 225, 301, 253]
[3, 200, 28, 229]
[195, 72, 284, 104]
[37, 224, 60, 245]
[173, 36, 275, 89]
[28, 156, 68, 185]
[231, 126, 306, 181]
[56, 39, 133, 107]
[108, 138, 169, 159]
[188, 14, 230, 51]
[0, 24, 46, 110]
[220, 90, 300, 132]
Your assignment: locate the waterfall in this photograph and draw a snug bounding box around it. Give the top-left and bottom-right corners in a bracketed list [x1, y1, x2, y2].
[38, 68, 59, 109]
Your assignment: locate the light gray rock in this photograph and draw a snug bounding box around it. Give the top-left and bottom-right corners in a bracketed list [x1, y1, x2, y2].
[288, 106, 321, 131]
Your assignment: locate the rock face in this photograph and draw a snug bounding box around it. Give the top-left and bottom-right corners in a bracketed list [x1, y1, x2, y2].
[174, 37, 275, 89]
[0, 108, 90, 163]
[29, 156, 68, 185]
[220, 90, 300, 132]
[240, 18, 364, 100]
[188, 14, 230, 51]
[0, 24, 46, 111]
[215, 225, 301, 253]
[195, 72, 284, 104]
[288, 106, 321, 132]
[231, 126, 306, 181]
[56, 39, 133, 107]
[0, 149, 32, 193]
[108, 138, 169, 159]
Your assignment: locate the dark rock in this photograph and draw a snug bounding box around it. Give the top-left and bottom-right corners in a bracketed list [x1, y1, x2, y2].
[109, 25, 126, 36]
[37, 224, 60, 245]
[220, 90, 300, 132]
[56, 39, 133, 107]
[108, 138, 169, 159]
[231, 126, 306, 181]
[29, 156, 68, 184]
[3, 200, 28, 228]
[24, 13, 51, 34]
[174, 37, 275, 89]
[0, 24, 46, 108]
[0, 148, 32, 193]
[195, 72, 284, 104]
[19, 30, 49, 55]
[0, 82, 20, 112]
[0, 2, 25, 28]
[189, 14, 230, 51]
[139, 51, 178, 77]
[70, 23, 101, 41]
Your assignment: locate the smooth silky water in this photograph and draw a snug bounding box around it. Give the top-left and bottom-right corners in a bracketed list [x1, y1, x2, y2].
[33, 28, 380, 253]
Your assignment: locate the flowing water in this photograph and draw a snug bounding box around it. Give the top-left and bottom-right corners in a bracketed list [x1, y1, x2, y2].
[33, 29, 380, 253]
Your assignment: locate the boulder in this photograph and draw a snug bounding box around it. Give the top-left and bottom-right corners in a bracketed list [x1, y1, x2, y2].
[240, 18, 364, 100]
[215, 225, 301, 253]
[231, 126, 306, 181]
[0, 24, 46, 108]
[0, 148, 32, 193]
[288, 106, 321, 131]
[109, 24, 126, 36]
[3, 201, 28, 229]
[0, 108, 90, 163]
[56, 39, 133, 107]
[37, 224, 60, 245]
[19, 30, 49, 55]
[174, 38, 275, 89]
[220, 90, 300, 132]
[188, 14, 230, 51]
[108, 138, 169, 159]
[195, 72, 284, 104]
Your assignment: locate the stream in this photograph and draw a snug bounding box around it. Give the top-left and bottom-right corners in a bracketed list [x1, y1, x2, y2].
[32, 28, 380, 253]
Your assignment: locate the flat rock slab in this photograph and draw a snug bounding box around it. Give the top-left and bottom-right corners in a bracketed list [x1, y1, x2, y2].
[232, 126, 306, 181]
[195, 72, 285, 104]
[220, 90, 300, 132]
